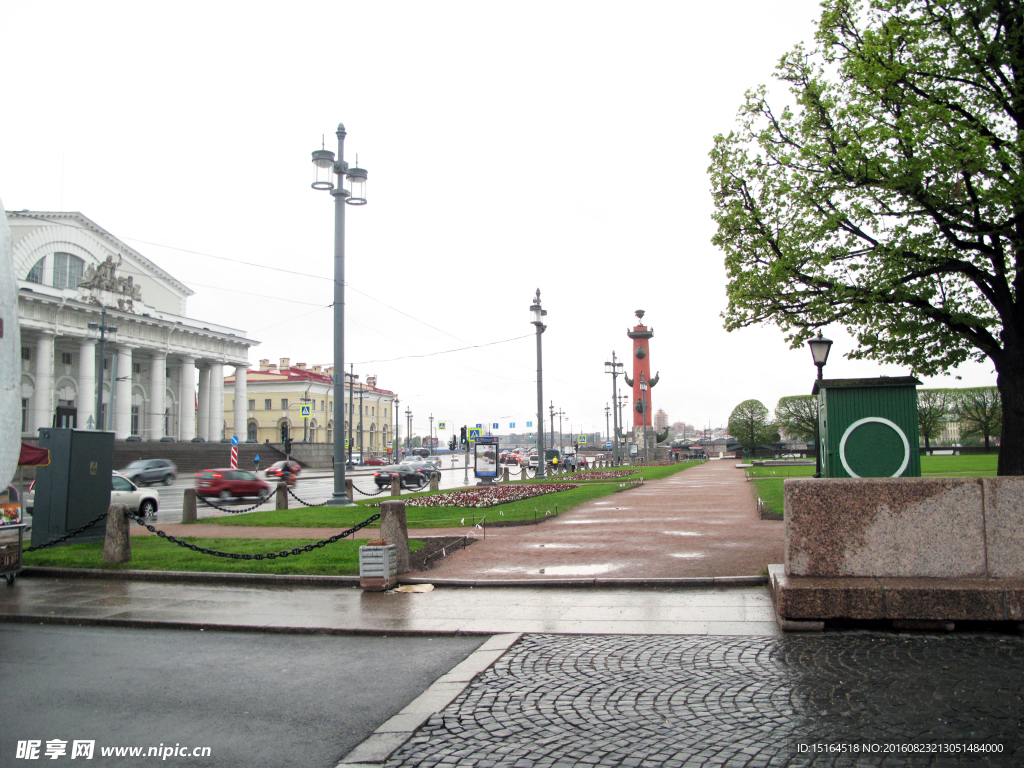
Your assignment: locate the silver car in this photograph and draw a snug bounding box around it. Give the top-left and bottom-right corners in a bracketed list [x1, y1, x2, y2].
[24, 472, 159, 517]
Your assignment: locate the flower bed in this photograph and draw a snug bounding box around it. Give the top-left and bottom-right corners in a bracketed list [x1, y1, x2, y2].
[539, 470, 638, 481]
[372, 484, 579, 509]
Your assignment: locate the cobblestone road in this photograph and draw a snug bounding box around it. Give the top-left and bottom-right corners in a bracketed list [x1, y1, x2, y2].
[387, 633, 1024, 768]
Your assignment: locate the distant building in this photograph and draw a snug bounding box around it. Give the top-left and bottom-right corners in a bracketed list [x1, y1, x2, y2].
[654, 409, 669, 431]
[223, 358, 397, 453]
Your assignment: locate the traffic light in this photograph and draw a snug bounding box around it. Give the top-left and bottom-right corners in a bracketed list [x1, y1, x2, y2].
[449, 436, 456, 451]
[284, 437, 293, 454]
[460, 426, 467, 446]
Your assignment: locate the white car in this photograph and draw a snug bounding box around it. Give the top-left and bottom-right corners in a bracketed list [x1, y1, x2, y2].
[24, 472, 159, 517]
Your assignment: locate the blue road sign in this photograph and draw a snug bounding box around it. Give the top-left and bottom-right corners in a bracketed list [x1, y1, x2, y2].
[438, 421, 447, 430]
[231, 435, 239, 446]
[468, 428, 482, 442]
[527, 421, 533, 427]
[493, 423, 499, 429]
[476, 423, 482, 428]
[578, 435, 586, 444]
[510, 422, 515, 428]
[301, 405, 311, 417]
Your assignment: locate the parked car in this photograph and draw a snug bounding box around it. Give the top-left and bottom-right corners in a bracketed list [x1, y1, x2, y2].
[196, 469, 272, 501]
[24, 473, 160, 516]
[364, 456, 390, 466]
[373, 461, 441, 489]
[265, 460, 302, 479]
[119, 459, 177, 486]
[527, 453, 539, 469]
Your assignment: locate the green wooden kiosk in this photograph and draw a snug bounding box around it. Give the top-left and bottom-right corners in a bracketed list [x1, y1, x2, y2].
[813, 376, 922, 478]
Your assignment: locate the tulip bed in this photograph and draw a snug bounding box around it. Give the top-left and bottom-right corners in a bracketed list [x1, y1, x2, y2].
[537, 470, 638, 482]
[376, 483, 580, 509]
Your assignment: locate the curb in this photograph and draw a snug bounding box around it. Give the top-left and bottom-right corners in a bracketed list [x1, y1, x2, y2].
[335, 633, 522, 767]
[17, 567, 769, 589]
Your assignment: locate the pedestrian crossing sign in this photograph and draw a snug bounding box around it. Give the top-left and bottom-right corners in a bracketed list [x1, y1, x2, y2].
[578, 435, 586, 444]
[468, 427, 482, 442]
[438, 421, 447, 430]
[301, 405, 311, 418]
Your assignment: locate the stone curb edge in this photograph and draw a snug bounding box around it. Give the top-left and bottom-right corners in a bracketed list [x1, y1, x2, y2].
[334, 633, 523, 767]
[17, 567, 769, 588]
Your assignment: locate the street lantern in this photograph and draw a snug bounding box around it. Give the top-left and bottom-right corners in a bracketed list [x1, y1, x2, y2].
[311, 149, 335, 190]
[807, 330, 833, 477]
[346, 164, 368, 205]
[531, 289, 547, 478]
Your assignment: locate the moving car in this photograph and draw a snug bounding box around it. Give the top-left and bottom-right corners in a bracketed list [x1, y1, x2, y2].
[364, 456, 390, 466]
[373, 461, 441, 489]
[119, 459, 177, 486]
[265, 460, 302, 479]
[23, 473, 160, 516]
[196, 469, 272, 501]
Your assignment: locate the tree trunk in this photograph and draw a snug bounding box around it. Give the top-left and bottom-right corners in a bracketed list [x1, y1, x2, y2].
[996, 349, 1023, 476]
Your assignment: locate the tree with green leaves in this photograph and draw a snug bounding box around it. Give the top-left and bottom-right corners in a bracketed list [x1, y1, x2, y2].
[709, 0, 1022, 475]
[917, 389, 953, 450]
[953, 386, 1002, 448]
[774, 395, 818, 443]
[728, 399, 778, 454]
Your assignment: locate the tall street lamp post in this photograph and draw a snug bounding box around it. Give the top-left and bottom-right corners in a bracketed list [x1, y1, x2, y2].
[808, 330, 833, 478]
[640, 371, 649, 463]
[311, 125, 367, 505]
[604, 352, 623, 465]
[530, 289, 547, 479]
[605, 405, 610, 450]
[393, 397, 400, 461]
[429, 414, 434, 455]
[347, 364, 358, 469]
[405, 407, 412, 452]
[87, 307, 117, 430]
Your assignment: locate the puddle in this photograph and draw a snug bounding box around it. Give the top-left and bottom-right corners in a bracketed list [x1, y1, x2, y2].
[558, 518, 632, 524]
[526, 543, 582, 549]
[670, 553, 706, 559]
[481, 563, 619, 576]
[664, 531, 703, 536]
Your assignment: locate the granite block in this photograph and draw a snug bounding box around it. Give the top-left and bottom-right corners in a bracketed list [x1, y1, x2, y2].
[784, 478, 985, 578]
[770, 566, 883, 620]
[1005, 587, 1024, 621]
[877, 577, 1007, 621]
[982, 477, 1024, 579]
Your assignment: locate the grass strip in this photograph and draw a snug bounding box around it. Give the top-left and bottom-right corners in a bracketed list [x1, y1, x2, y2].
[22, 537, 424, 576]
[527, 460, 703, 484]
[196, 483, 623, 529]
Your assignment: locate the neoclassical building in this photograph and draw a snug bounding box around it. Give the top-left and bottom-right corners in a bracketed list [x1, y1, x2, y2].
[10, 211, 256, 441]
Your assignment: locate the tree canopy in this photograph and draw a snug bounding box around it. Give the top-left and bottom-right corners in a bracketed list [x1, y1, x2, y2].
[728, 399, 778, 452]
[709, 0, 1023, 474]
[917, 389, 954, 448]
[953, 386, 1002, 448]
[774, 395, 818, 442]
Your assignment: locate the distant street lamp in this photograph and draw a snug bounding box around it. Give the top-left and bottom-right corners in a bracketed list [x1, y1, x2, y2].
[347, 365, 358, 470]
[405, 407, 413, 452]
[393, 397, 400, 460]
[639, 372, 649, 463]
[530, 289, 547, 479]
[87, 307, 117, 430]
[311, 123, 367, 505]
[807, 330, 833, 478]
[604, 352, 624, 465]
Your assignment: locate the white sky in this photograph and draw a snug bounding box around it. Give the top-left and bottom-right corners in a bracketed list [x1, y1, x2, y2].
[0, 1, 997, 440]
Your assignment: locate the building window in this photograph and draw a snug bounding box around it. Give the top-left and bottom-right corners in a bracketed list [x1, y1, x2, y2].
[21, 399, 28, 432]
[264, 399, 271, 410]
[248, 399, 255, 410]
[104, 358, 110, 370]
[53, 252, 85, 289]
[21, 347, 31, 361]
[133, 362, 142, 374]
[26, 258, 44, 284]
[165, 408, 170, 436]
[327, 427, 333, 443]
[247, 422, 257, 442]
[61, 352, 73, 365]
[281, 399, 288, 410]
[130, 405, 140, 435]
[320, 401, 324, 411]
[330, 401, 333, 412]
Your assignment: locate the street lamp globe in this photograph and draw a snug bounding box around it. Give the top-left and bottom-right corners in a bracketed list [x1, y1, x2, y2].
[530, 288, 547, 326]
[346, 165, 368, 205]
[807, 331, 833, 377]
[311, 149, 335, 190]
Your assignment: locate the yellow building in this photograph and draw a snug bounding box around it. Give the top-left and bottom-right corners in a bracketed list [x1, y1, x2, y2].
[223, 358, 396, 454]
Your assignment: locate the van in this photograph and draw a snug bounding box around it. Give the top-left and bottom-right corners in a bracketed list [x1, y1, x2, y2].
[410, 447, 431, 458]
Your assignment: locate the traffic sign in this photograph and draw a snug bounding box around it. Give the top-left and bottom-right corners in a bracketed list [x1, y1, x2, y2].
[475, 423, 482, 428]
[527, 421, 533, 427]
[493, 423, 499, 429]
[301, 405, 311, 418]
[438, 421, 447, 430]
[345, 438, 349, 448]
[468, 427, 482, 442]
[231, 435, 239, 446]
[578, 435, 586, 444]
[510, 422, 515, 428]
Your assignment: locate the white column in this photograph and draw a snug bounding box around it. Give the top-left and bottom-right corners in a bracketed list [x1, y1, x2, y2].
[178, 357, 196, 441]
[113, 345, 134, 439]
[197, 364, 210, 441]
[31, 334, 55, 433]
[78, 339, 97, 430]
[233, 364, 248, 442]
[209, 362, 224, 441]
[148, 352, 167, 440]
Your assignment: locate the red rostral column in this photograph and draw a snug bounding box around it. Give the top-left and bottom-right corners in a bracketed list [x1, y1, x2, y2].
[625, 310, 658, 427]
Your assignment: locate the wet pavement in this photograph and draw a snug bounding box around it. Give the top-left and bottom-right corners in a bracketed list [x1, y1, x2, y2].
[385, 633, 1024, 767]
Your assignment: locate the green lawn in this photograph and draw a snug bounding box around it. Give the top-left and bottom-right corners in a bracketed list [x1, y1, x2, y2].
[749, 453, 999, 516]
[22, 537, 423, 576]
[199, 482, 624, 529]
[529, 460, 703, 483]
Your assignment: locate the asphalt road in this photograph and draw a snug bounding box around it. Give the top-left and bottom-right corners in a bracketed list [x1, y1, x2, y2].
[0, 624, 487, 768]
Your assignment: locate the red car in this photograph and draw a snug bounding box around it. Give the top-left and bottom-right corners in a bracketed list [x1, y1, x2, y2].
[364, 456, 390, 466]
[265, 460, 302, 479]
[196, 469, 272, 501]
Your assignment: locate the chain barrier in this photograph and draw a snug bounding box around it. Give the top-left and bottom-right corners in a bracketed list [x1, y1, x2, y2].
[286, 486, 328, 507]
[24, 511, 109, 552]
[197, 493, 273, 514]
[352, 485, 394, 497]
[127, 511, 382, 559]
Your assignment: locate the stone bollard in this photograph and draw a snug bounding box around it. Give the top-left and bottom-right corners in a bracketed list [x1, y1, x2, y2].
[345, 478, 354, 501]
[276, 481, 288, 510]
[503, 466, 510, 482]
[430, 473, 439, 492]
[378, 500, 411, 573]
[102, 504, 131, 563]
[182, 488, 197, 523]
[391, 475, 401, 496]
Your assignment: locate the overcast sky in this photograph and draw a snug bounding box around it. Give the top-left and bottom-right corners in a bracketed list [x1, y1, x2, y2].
[1, 1, 997, 441]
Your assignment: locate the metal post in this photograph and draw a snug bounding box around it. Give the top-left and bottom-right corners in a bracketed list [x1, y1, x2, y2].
[814, 366, 823, 478]
[429, 414, 434, 455]
[327, 124, 353, 504]
[347, 363, 355, 469]
[405, 407, 412, 452]
[642, 372, 649, 463]
[394, 397, 399, 461]
[358, 386, 364, 463]
[533, 290, 546, 480]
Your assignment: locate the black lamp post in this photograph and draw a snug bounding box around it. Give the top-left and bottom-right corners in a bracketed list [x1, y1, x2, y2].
[639, 371, 649, 463]
[807, 330, 833, 478]
[530, 289, 547, 479]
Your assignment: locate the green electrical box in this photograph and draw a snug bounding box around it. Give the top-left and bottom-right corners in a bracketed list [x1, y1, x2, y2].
[813, 376, 922, 478]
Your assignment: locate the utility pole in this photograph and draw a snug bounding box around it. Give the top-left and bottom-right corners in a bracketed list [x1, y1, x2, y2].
[393, 397, 400, 461]
[405, 407, 412, 452]
[87, 306, 117, 430]
[429, 414, 434, 455]
[548, 401, 555, 453]
[347, 364, 356, 469]
[358, 386, 364, 463]
[605, 404, 610, 450]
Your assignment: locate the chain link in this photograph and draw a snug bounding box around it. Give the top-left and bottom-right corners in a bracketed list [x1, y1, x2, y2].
[352, 484, 393, 497]
[197, 493, 273, 514]
[286, 486, 328, 507]
[24, 511, 110, 552]
[127, 511, 382, 559]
